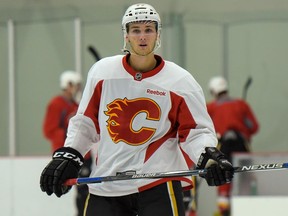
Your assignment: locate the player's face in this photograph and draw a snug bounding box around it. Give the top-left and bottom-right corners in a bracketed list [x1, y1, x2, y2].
[126, 22, 158, 56]
[68, 83, 81, 98]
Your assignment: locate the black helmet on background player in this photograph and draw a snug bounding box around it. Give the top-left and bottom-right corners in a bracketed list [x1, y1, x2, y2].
[121, 3, 162, 52]
[208, 76, 228, 97]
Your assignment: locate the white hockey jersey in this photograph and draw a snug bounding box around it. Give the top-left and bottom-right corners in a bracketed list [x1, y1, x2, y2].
[64, 54, 217, 196]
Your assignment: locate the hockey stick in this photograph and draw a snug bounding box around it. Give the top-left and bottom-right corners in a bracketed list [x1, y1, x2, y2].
[242, 76, 253, 100]
[65, 162, 288, 186]
[88, 45, 101, 61]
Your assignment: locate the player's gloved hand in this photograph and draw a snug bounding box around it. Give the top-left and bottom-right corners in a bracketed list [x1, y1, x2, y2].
[40, 147, 84, 197]
[196, 147, 234, 186]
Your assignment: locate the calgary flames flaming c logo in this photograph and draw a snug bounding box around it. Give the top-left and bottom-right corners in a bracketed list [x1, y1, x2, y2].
[105, 97, 161, 145]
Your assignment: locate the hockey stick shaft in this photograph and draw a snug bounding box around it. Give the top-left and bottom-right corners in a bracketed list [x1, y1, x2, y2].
[88, 45, 101, 61]
[65, 162, 288, 186]
[243, 76, 252, 100]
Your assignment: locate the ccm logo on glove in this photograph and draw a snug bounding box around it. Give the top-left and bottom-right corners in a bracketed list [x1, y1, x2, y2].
[53, 151, 83, 166]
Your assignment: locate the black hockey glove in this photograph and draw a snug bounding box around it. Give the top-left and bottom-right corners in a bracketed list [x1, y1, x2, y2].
[196, 147, 234, 186]
[40, 147, 84, 197]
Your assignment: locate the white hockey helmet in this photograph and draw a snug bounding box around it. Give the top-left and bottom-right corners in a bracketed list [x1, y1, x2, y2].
[121, 3, 162, 52]
[60, 70, 82, 89]
[208, 76, 228, 95]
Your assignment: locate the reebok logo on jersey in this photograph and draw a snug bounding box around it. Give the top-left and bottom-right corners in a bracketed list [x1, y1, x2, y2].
[105, 97, 161, 146]
[146, 89, 166, 96]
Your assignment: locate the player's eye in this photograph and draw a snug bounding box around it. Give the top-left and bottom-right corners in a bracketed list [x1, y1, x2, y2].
[145, 28, 155, 34]
[130, 29, 141, 34]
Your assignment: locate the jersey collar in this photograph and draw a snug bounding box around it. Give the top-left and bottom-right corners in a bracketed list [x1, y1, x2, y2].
[122, 54, 165, 81]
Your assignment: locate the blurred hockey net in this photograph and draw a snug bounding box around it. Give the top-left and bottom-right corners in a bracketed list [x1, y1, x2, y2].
[232, 152, 288, 196]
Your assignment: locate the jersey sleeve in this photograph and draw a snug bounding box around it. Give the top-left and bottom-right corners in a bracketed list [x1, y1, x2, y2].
[173, 75, 218, 164]
[64, 63, 101, 156]
[241, 100, 259, 137]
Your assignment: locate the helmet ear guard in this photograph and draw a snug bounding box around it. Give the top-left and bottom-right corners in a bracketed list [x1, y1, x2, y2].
[121, 3, 162, 53]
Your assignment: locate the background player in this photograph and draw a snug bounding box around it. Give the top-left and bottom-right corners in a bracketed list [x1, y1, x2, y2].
[206, 76, 259, 216]
[42, 70, 92, 216]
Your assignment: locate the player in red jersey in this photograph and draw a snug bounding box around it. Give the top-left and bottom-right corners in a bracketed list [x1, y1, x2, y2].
[43, 70, 92, 216]
[43, 71, 81, 152]
[207, 76, 259, 216]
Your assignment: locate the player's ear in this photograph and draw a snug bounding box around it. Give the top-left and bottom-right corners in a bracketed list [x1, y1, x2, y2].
[125, 36, 130, 43]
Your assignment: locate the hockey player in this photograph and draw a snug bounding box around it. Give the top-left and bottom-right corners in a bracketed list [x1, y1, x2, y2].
[42, 71, 92, 216]
[207, 76, 259, 216]
[40, 4, 234, 216]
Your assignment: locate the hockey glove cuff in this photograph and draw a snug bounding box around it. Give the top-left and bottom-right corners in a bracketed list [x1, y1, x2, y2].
[40, 147, 84, 197]
[196, 147, 234, 186]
